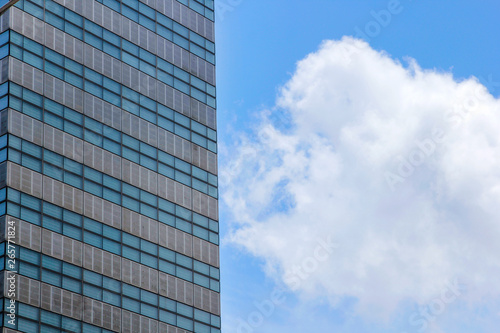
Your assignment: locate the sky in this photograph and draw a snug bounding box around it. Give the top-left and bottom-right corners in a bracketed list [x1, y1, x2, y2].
[214, 1, 500, 332]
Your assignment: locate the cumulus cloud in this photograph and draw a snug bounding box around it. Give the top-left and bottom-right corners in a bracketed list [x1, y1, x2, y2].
[221, 37, 500, 319]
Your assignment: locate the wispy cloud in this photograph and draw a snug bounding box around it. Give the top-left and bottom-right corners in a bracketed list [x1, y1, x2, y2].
[221, 37, 500, 327]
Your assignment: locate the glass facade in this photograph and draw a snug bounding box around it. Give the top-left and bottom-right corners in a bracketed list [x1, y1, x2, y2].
[0, 0, 219, 332]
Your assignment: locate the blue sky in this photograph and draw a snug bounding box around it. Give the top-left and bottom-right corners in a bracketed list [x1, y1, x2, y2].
[215, 1, 500, 332]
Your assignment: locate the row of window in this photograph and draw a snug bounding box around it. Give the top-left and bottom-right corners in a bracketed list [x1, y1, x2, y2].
[177, 0, 215, 21]
[8, 134, 219, 232]
[11, 8, 216, 109]
[0, 27, 8, 65]
[0, 244, 220, 331]
[4, 41, 217, 153]
[0, 134, 6, 164]
[0, 44, 7, 60]
[0, 187, 5, 216]
[17, 0, 216, 66]
[2, 94, 220, 244]
[94, 0, 215, 35]
[5, 81, 218, 194]
[0, 301, 221, 333]
[6, 93, 218, 196]
[9, 28, 217, 126]
[3, 186, 220, 290]
[1, 300, 111, 333]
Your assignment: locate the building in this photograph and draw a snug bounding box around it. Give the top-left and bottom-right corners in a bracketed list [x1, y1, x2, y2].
[0, 0, 220, 332]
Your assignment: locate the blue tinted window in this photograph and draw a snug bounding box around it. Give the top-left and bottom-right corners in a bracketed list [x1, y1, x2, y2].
[65, 22, 83, 39]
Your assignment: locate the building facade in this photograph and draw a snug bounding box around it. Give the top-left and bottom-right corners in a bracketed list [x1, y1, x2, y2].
[0, 0, 220, 332]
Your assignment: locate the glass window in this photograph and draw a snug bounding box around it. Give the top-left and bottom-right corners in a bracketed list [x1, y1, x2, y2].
[63, 276, 82, 293]
[19, 302, 39, 320]
[207, 128, 217, 141]
[175, 205, 192, 222]
[139, 14, 155, 31]
[84, 231, 103, 248]
[85, 81, 103, 99]
[140, 203, 157, 219]
[103, 0, 120, 11]
[193, 226, 208, 240]
[65, 8, 83, 25]
[84, 270, 103, 286]
[103, 30, 120, 46]
[101, 277, 120, 294]
[83, 283, 102, 299]
[63, 263, 82, 279]
[65, 59, 83, 76]
[123, 283, 140, 299]
[141, 191, 157, 206]
[123, 232, 140, 247]
[85, 19, 103, 37]
[65, 22, 83, 39]
[194, 274, 210, 288]
[103, 188, 121, 204]
[122, 183, 140, 198]
[0, 44, 8, 60]
[63, 209, 82, 227]
[64, 224, 82, 241]
[45, 12, 65, 30]
[175, 170, 190, 186]
[24, 1, 44, 19]
[103, 290, 121, 306]
[103, 42, 120, 58]
[208, 173, 217, 186]
[141, 252, 158, 268]
[191, 121, 207, 136]
[85, 69, 103, 85]
[84, 167, 102, 183]
[123, 52, 139, 68]
[103, 238, 121, 255]
[84, 218, 103, 234]
[84, 181, 102, 197]
[20, 248, 41, 265]
[19, 262, 40, 279]
[123, 297, 140, 312]
[193, 213, 208, 228]
[85, 31, 103, 49]
[206, 52, 215, 64]
[62, 317, 82, 333]
[42, 256, 62, 272]
[64, 158, 82, 174]
[173, 22, 189, 38]
[177, 317, 194, 331]
[85, 130, 103, 148]
[0, 30, 8, 46]
[157, 13, 173, 29]
[43, 201, 62, 218]
[122, 39, 139, 56]
[65, 72, 84, 89]
[122, 246, 140, 261]
[158, 70, 174, 86]
[43, 216, 62, 232]
[122, 100, 139, 116]
[141, 303, 158, 319]
[140, 108, 156, 123]
[176, 254, 192, 269]
[138, 2, 155, 18]
[175, 218, 191, 233]
[123, 196, 140, 212]
[159, 260, 175, 275]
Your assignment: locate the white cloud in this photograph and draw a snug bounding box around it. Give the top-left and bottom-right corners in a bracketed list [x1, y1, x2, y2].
[221, 37, 500, 320]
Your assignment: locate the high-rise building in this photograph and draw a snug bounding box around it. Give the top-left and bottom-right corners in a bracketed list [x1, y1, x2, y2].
[0, 0, 220, 332]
